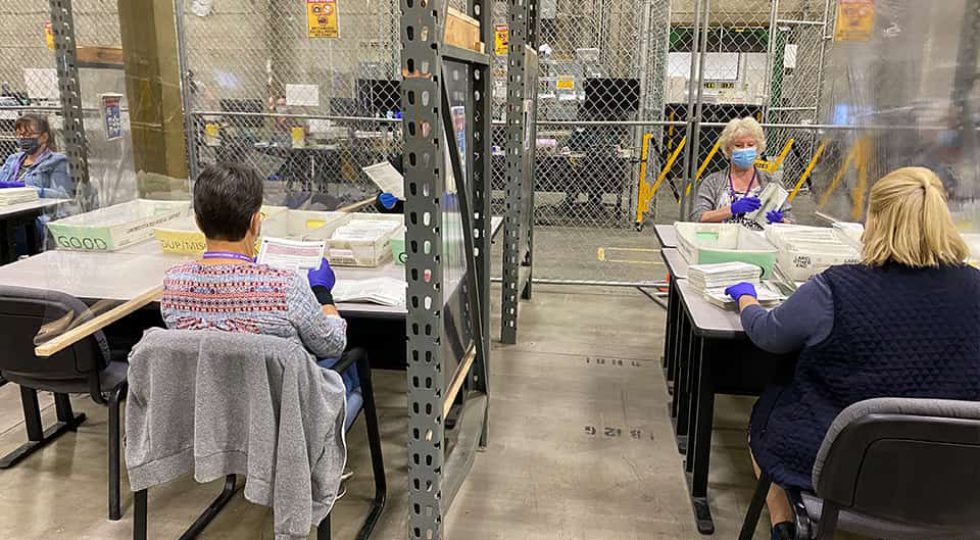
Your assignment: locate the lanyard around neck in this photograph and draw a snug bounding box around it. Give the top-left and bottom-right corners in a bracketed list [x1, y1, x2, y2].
[202, 251, 254, 263]
[728, 167, 758, 199]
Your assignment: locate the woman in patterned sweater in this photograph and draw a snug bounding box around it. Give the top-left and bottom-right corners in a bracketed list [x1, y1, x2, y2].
[160, 162, 355, 390]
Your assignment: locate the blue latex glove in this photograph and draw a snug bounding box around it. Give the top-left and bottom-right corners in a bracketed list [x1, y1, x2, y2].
[766, 209, 784, 224]
[724, 282, 758, 303]
[0, 181, 26, 189]
[378, 192, 399, 210]
[730, 196, 761, 215]
[307, 257, 336, 291]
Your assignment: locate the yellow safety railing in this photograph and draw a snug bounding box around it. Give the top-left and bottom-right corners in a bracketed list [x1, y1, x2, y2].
[635, 135, 686, 224]
[683, 139, 721, 198]
[789, 140, 828, 202]
[818, 137, 870, 215]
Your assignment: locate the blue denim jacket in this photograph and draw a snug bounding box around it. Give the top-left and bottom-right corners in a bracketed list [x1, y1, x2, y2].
[0, 151, 74, 199]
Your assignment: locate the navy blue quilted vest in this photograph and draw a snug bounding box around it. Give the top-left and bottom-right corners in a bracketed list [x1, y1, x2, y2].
[750, 263, 980, 490]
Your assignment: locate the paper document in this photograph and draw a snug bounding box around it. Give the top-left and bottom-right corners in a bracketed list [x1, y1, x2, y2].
[332, 277, 406, 306]
[703, 282, 785, 309]
[688, 262, 762, 292]
[0, 187, 39, 206]
[362, 162, 404, 199]
[746, 182, 789, 226]
[257, 237, 325, 271]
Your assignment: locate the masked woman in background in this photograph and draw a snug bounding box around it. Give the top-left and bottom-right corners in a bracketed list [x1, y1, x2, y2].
[690, 116, 791, 227]
[0, 114, 74, 198]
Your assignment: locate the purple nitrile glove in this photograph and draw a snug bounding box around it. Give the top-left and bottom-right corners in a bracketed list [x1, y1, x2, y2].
[724, 282, 758, 303]
[730, 196, 761, 216]
[766, 209, 784, 224]
[378, 192, 399, 210]
[0, 181, 26, 189]
[307, 257, 336, 291]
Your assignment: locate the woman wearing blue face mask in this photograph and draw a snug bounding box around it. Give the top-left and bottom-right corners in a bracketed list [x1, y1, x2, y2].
[0, 114, 73, 198]
[690, 116, 791, 227]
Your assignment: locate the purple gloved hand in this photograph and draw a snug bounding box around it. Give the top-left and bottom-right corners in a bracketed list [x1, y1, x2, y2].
[730, 196, 761, 216]
[307, 257, 336, 291]
[766, 209, 784, 224]
[0, 181, 26, 189]
[724, 282, 758, 303]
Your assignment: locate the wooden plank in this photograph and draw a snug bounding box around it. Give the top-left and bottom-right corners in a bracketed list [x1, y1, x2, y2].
[445, 8, 483, 53]
[443, 345, 477, 418]
[76, 46, 124, 66]
[34, 286, 162, 357]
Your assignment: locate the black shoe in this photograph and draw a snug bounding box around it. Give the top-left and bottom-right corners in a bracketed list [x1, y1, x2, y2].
[772, 521, 797, 540]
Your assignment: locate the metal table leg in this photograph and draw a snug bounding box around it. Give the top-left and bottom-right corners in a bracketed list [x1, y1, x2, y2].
[685, 337, 718, 535]
[662, 277, 679, 391]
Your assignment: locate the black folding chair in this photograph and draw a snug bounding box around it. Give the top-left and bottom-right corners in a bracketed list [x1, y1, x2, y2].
[132, 346, 386, 540]
[739, 397, 980, 540]
[0, 285, 129, 520]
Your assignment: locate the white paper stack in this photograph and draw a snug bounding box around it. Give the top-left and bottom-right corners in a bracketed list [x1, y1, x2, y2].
[330, 220, 401, 242]
[766, 224, 861, 281]
[703, 282, 786, 309]
[332, 277, 406, 307]
[688, 261, 762, 293]
[745, 182, 789, 226]
[0, 187, 39, 206]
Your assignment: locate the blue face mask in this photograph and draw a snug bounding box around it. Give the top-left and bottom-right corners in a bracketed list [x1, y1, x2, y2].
[731, 147, 757, 169]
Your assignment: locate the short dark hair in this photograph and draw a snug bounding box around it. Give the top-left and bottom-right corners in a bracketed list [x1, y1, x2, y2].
[15, 114, 55, 150]
[193, 163, 264, 241]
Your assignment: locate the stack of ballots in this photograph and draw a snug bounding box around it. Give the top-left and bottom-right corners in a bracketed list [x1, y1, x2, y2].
[766, 224, 861, 282]
[688, 261, 762, 292]
[0, 187, 39, 206]
[689, 261, 785, 308]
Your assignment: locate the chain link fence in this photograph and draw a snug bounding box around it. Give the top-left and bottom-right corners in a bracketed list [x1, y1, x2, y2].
[0, 0, 138, 207]
[494, 0, 840, 285]
[178, 0, 402, 210]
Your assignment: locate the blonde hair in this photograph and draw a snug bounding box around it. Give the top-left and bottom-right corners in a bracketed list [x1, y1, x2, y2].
[719, 116, 767, 157]
[861, 167, 969, 267]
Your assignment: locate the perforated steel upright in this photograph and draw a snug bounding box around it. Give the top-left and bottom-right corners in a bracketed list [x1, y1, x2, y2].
[500, 0, 539, 345]
[400, 3, 448, 537]
[400, 0, 494, 536]
[48, 0, 90, 190]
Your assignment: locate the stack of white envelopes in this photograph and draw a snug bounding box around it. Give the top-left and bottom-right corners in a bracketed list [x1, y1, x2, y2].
[688, 261, 785, 308]
[688, 261, 762, 292]
[0, 187, 39, 206]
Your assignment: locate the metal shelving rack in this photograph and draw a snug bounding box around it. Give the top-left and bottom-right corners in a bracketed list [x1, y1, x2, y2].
[400, 0, 493, 537]
[500, 0, 539, 345]
[49, 0, 90, 192]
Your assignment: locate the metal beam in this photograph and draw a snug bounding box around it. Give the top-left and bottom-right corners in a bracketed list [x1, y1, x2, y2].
[49, 0, 89, 201]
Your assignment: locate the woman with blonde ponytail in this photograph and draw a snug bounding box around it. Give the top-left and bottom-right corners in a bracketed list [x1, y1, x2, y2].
[721, 167, 980, 540]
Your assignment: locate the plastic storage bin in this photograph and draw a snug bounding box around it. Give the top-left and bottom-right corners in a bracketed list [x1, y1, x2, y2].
[153, 206, 291, 255]
[390, 227, 407, 265]
[326, 214, 404, 267]
[675, 222, 778, 278]
[766, 224, 860, 281]
[48, 199, 189, 252]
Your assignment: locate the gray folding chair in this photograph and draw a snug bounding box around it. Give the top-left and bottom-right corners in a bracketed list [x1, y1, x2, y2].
[0, 285, 129, 520]
[740, 397, 980, 540]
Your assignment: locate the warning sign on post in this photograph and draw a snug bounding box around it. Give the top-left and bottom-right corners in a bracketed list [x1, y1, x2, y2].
[834, 0, 874, 42]
[307, 0, 339, 39]
[494, 25, 508, 56]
